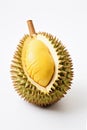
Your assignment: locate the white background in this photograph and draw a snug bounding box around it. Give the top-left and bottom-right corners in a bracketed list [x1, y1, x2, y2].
[0, 0, 87, 130]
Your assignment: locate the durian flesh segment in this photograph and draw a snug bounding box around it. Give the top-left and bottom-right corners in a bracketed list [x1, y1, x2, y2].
[22, 37, 55, 87]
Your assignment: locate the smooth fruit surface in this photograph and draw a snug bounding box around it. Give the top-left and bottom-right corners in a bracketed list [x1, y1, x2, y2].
[22, 37, 55, 87]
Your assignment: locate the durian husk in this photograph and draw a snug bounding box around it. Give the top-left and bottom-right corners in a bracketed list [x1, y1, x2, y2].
[11, 32, 73, 106]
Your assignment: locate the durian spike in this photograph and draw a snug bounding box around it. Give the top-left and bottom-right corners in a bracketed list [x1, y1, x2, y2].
[27, 20, 36, 35]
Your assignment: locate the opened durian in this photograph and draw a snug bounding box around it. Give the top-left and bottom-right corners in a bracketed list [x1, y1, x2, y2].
[11, 20, 73, 106]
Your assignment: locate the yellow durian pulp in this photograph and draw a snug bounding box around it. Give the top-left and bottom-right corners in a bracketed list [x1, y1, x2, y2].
[22, 36, 55, 87]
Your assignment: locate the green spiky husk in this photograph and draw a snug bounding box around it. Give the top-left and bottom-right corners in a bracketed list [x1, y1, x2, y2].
[11, 32, 73, 107]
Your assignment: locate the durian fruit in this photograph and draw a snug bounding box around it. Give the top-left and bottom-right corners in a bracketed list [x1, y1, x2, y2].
[11, 20, 73, 106]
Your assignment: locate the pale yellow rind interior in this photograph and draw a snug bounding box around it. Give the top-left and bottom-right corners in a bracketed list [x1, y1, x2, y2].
[22, 35, 59, 93]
